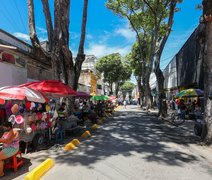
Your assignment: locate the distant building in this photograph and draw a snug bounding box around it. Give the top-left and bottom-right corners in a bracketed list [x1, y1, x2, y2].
[81, 55, 97, 71]
[78, 55, 104, 95]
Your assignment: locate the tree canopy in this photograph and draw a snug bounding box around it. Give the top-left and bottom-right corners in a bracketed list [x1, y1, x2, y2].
[106, 0, 182, 108]
[95, 53, 132, 85]
[121, 81, 135, 91]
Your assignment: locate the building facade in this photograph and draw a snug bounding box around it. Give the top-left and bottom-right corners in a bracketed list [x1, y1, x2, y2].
[150, 24, 204, 99]
[0, 29, 52, 87]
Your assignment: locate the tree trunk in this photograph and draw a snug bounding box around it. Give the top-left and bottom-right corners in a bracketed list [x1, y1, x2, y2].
[115, 82, 120, 97]
[136, 75, 143, 107]
[110, 82, 113, 95]
[154, 1, 176, 117]
[29, 0, 89, 117]
[28, 0, 50, 62]
[203, 0, 212, 145]
[41, 0, 53, 51]
[143, 71, 153, 108]
[155, 67, 167, 117]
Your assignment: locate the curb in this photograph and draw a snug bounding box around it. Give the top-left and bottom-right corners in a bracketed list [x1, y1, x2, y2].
[64, 142, 76, 151]
[24, 158, 54, 180]
[71, 139, 80, 146]
[81, 130, 91, 138]
[91, 124, 99, 130]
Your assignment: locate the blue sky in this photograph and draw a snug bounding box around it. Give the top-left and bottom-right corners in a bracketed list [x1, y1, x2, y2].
[0, 0, 202, 70]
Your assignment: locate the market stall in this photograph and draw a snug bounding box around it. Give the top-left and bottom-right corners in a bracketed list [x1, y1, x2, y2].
[19, 80, 79, 144]
[0, 86, 50, 153]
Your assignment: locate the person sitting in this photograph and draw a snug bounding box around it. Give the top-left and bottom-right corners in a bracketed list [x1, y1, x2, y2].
[0, 121, 19, 177]
[57, 103, 67, 119]
[81, 102, 90, 122]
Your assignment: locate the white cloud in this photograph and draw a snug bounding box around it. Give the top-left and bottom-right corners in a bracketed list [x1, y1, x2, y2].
[13, 32, 30, 42]
[85, 22, 135, 58]
[70, 31, 80, 40]
[86, 34, 93, 40]
[37, 27, 47, 34]
[97, 30, 112, 43]
[115, 27, 135, 41]
[86, 43, 131, 58]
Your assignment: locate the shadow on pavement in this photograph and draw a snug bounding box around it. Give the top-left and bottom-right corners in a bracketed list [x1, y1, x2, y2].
[3, 157, 32, 180]
[27, 108, 203, 169]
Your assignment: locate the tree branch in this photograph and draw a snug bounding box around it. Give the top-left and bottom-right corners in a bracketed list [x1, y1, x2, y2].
[143, 0, 156, 16]
[157, 0, 177, 61]
[28, 0, 40, 48]
[41, 0, 53, 51]
[28, 0, 50, 59]
[77, 0, 88, 56]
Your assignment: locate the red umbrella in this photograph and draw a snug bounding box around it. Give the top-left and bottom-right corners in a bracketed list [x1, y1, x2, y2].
[0, 86, 47, 103]
[0, 98, 5, 105]
[76, 91, 91, 98]
[109, 95, 117, 100]
[20, 80, 77, 98]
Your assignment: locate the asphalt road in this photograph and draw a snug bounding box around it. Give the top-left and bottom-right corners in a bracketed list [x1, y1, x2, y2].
[5, 105, 212, 180]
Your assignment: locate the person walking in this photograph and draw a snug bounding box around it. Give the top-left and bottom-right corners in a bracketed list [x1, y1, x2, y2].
[123, 100, 127, 109]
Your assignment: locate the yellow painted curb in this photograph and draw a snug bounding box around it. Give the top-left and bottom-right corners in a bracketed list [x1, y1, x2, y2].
[71, 139, 80, 146]
[64, 142, 76, 151]
[24, 158, 54, 180]
[101, 117, 106, 121]
[97, 119, 103, 125]
[81, 130, 91, 138]
[91, 124, 99, 130]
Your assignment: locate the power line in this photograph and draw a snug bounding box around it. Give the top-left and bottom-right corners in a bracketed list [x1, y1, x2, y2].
[161, 59, 201, 71]
[1, 0, 22, 32]
[0, 1, 18, 31]
[14, 0, 28, 34]
[160, 54, 175, 63]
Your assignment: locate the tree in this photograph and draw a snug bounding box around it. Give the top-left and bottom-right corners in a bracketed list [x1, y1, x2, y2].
[106, 0, 154, 108]
[106, 0, 181, 110]
[153, 0, 182, 117]
[28, 0, 88, 115]
[121, 81, 135, 91]
[126, 35, 150, 104]
[121, 81, 135, 100]
[202, 0, 212, 144]
[95, 53, 131, 96]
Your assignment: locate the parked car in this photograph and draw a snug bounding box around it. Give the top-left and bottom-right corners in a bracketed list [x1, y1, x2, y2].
[130, 100, 138, 105]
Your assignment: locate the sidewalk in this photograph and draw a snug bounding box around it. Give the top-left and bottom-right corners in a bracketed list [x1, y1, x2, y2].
[144, 107, 212, 149]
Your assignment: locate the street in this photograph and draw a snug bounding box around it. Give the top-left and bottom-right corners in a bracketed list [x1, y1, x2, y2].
[6, 105, 212, 180]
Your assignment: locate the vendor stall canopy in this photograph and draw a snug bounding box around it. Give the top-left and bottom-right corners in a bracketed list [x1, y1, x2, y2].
[19, 80, 77, 98]
[0, 98, 5, 105]
[76, 91, 91, 98]
[109, 95, 117, 100]
[175, 88, 204, 98]
[0, 86, 47, 103]
[92, 95, 109, 101]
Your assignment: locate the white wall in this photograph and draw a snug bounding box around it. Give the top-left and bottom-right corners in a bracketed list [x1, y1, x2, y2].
[149, 73, 157, 89]
[0, 62, 27, 87]
[163, 56, 177, 89]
